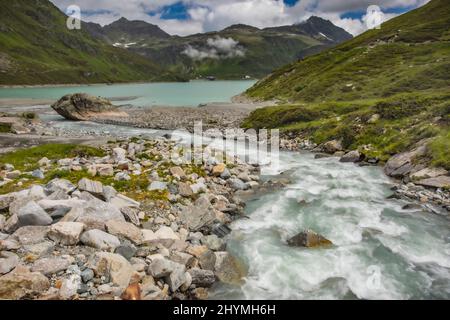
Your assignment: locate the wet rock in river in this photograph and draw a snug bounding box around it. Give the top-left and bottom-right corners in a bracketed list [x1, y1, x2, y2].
[322, 140, 343, 154]
[287, 230, 333, 248]
[340, 150, 364, 163]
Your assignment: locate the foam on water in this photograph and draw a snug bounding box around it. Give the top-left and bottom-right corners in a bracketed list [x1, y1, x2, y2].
[212, 151, 450, 300]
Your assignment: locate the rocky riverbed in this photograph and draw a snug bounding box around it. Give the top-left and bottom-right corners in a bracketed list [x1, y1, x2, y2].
[0, 137, 273, 300]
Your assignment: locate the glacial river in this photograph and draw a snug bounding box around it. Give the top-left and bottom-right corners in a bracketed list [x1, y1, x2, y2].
[45, 117, 450, 300]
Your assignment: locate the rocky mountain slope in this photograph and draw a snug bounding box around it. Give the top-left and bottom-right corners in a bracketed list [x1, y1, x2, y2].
[0, 0, 182, 85]
[86, 16, 352, 79]
[243, 0, 450, 180]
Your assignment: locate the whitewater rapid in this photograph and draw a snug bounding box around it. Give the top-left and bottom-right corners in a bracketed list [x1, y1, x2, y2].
[46, 116, 450, 300]
[211, 152, 450, 300]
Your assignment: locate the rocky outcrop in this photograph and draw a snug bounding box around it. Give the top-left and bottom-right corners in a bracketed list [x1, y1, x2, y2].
[51, 93, 128, 121]
[384, 146, 427, 178]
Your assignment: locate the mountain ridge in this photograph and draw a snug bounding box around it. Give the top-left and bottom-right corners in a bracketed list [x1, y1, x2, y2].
[0, 0, 182, 85]
[84, 15, 352, 79]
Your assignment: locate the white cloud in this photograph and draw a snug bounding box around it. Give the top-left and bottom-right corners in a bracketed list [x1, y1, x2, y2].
[50, 0, 431, 36]
[182, 36, 245, 60]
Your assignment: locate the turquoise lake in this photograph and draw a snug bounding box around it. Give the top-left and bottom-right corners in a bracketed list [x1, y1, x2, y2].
[0, 80, 256, 107]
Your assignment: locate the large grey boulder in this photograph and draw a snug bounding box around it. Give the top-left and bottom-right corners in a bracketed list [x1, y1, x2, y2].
[17, 201, 53, 227]
[188, 268, 215, 287]
[340, 150, 364, 163]
[80, 229, 121, 251]
[322, 140, 343, 154]
[179, 196, 216, 231]
[12, 226, 49, 245]
[385, 146, 427, 178]
[62, 198, 125, 228]
[51, 93, 127, 121]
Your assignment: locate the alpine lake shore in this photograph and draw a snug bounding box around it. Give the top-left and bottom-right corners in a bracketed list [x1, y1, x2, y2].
[0, 93, 449, 300]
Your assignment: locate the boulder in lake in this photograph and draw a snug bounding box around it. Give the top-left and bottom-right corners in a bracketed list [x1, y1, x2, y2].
[51, 93, 127, 121]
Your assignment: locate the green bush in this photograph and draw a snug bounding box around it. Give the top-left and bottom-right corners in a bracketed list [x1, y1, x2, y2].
[0, 144, 105, 170]
[374, 99, 423, 119]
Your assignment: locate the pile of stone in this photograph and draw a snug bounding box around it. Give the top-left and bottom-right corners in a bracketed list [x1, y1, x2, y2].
[0, 138, 261, 300]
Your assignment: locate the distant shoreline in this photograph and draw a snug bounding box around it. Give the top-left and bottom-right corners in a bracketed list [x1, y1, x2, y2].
[0, 79, 257, 89]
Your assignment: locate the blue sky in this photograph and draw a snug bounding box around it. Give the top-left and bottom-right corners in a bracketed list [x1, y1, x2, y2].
[51, 0, 430, 36]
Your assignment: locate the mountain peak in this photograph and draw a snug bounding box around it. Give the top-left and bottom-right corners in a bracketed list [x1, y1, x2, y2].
[104, 18, 171, 39]
[221, 24, 260, 32]
[305, 16, 329, 24]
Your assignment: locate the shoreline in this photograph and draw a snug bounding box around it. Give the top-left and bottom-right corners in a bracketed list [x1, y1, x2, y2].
[0, 79, 257, 89]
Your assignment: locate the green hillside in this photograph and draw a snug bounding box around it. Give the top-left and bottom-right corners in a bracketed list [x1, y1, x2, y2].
[0, 0, 181, 85]
[90, 17, 352, 80]
[243, 0, 450, 168]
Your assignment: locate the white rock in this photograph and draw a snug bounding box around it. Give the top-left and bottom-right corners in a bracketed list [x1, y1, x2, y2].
[113, 148, 127, 162]
[87, 252, 134, 289]
[48, 222, 85, 246]
[59, 274, 81, 299]
[38, 157, 51, 167]
[148, 181, 168, 191]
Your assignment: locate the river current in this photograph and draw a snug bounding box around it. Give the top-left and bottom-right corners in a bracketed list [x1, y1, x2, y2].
[45, 118, 450, 300]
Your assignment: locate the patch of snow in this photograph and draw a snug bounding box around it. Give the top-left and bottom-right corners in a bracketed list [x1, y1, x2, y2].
[319, 32, 333, 41]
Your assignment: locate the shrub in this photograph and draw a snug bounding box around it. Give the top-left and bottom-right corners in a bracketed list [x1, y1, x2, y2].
[374, 99, 423, 119]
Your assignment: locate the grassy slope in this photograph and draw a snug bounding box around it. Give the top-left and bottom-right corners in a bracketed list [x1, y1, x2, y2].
[110, 23, 349, 80]
[0, 0, 182, 85]
[243, 0, 450, 168]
